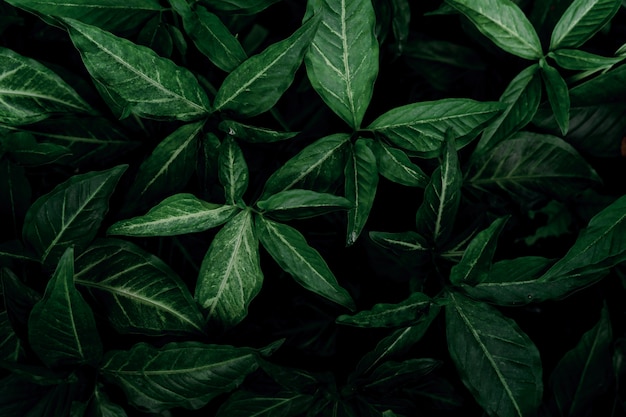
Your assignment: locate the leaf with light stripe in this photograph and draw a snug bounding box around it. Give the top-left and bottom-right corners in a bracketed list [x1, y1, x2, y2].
[216, 390, 315, 417]
[305, 0, 379, 129]
[541, 61, 570, 135]
[337, 291, 431, 328]
[219, 136, 249, 205]
[345, 138, 378, 245]
[257, 189, 352, 221]
[372, 140, 428, 187]
[550, 0, 621, 50]
[195, 210, 262, 328]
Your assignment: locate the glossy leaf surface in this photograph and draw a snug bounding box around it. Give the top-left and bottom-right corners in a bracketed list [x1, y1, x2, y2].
[337, 291, 431, 328]
[550, 0, 621, 50]
[218, 136, 249, 205]
[541, 61, 570, 135]
[345, 139, 378, 245]
[550, 49, 625, 71]
[371, 140, 428, 187]
[257, 189, 352, 221]
[219, 120, 298, 143]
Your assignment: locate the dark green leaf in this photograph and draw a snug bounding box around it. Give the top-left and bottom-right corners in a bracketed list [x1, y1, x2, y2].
[28, 247, 102, 368]
[214, 17, 320, 117]
[0, 240, 38, 263]
[549, 0, 621, 50]
[549, 49, 625, 70]
[137, 16, 173, 58]
[391, 0, 410, 55]
[22, 165, 127, 265]
[0, 266, 40, 331]
[256, 215, 355, 311]
[195, 210, 262, 328]
[109, 193, 238, 236]
[100, 341, 258, 413]
[64, 18, 211, 120]
[540, 61, 570, 135]
[219, 136, 249, 205]
[216, 390, 315, 417]
[368, 99, 503, 158]
[369, 230, 430, 252]
[89, 384, 128, 417]
[0, 310, 22, 362]
[1, 131, 71, 166]
[0, 159, 31, 238]
[219, 119, 298, 143]
[345, 138, 378, 245]
[337, 291, 431, 328]
[445, 0, 543, 59]
[371, 140, 428, 187]
[305, 0, 379, 129]
[446, 292, 542, 417]
[257, 189, 352, 221]
[0, 374, 68, 416]
[567, 60, 626, 105]
[206, 0, 280, 14]
[0, 47, 93, 126]
[74, 238, 204, 335]
[363, 358, 441, 391]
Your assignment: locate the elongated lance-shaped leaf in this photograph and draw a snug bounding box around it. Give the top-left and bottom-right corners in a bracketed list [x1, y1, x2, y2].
[445, 0, 542, 60]
[549, 0, 621, 50]
[63, 18, 211, 121]
[216, 390, 315, 417]
[22, 165, 127, 266]
[364, 358, 442, 391]
[219, 136, 249, 205]
[371, 140, 428, 187]
[74, 239, 204, 335]
[207, 0, 281, 14]
[0, 310, 22, 362]
[345, 138, 378, 246]
[101, 341, 259, 413]
[304, 0, 379, 129]
[0, 159, 31, 239]
[214, 16, 320, 117]
[369, 230, 430, 252]
[1, 131, 71, 166]
[256, 215, 355, 311]
[415, 133, 462, 247]
[450, 217, 509, 286]
[368, 98, 504, 158]
[261, 133, 350, 198]
[195, 210, 262, 328]
[548, 304, 612, 417]
[0, 47, 94, 126]
[337, 291, 431, 328]
[219, 120, 298, 144]
[124, 121, 202, 214]
[475, 64, 542, 154]
[257, 189, 352, 221]
[541, 60, 570, 135]
[549, 49, 625, 71]
[109, 194, 239, 237]
[28, 247, 102, 368]
[446, 292, 543, 417]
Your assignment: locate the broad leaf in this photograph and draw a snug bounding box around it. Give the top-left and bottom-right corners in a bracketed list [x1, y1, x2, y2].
[446, 292, 542, 417]
[368, 98, 503, 158]
[257, 189, 352, 221]
[0, 266, 40, 332]
[0, 47, 93, 126]
[219, 136, 249, 205]
[256, 216, 355, 311]
[337, 291, 431, 328]
[89, 384, 129, 417]
[549, 49, 625, 71]
[74, 238, 205, 335]
[219, 119, 298, 143]
[195, 210, 262, 328]
[540, 61, 570, 135]
[261, 133, 350, 198]
[415, 134, 462, 247]
[28, 247, 102, 368]
[64, 18, 211, 120]
[305, 0, 379, 129]
[345, 138, 378, 245]
[549, 0, 621, 50]
[109, 193, 238, 236]
[445, 0, 543, 60]
[371, 140, 428, 187]
[216, 390, 315, 417]
[22, 164, 127, 265]
[100, 341, 258, 413]
[214, 16, 320, 117]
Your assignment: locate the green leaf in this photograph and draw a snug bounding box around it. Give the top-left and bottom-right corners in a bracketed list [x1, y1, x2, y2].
[214, 16, 320, 117]
[219, 119, 298, 143]
[450, 217, 508, 286]
[304, 0, 379, 129]
[257, 189, 352, 221]
[216, 390, 315, 417]
[100, 341, 258, 413]
[64, 18, 211, 121]
[219, 136, 249, 205]
[337, 292, 431, 328]
[261, 133, 350, 198]
[195, 210, 262, 328]
[415, 133, 462, 247]
[549, 304, 613, 417]
[390, 0, 411, 55]
[28, 247, 102, 368]
[549, 49, 625, 71]
[1, 131, 71, 166]
[466, 133, 601, 203]
[256, 215, 355, 311]
[206, 0, 281, 14]
[368, 98, 503, 158]
[549, 0, 621, 50]
[124, 122, 202, 213]
[22, 165, 127, 265]
[369, 230, 430, 252]
[109, 193, 238, 237]
[371, 140, 428, 187]
[476, 64, 542, 154]
[89, 384, 129, 417]
[363, 358, 441, 392]
[0, 159, 31, 238]
[445, 0, 543, 60]
[345, 139, 378, 245]
[0, 310, 22, 362]
[446, 292, 542, 417]
[540, 61, 570, 135]
[74, 238, 204, 335]
[0, 47, 94, 126]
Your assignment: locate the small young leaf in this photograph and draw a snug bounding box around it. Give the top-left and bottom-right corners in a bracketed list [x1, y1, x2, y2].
[256, 215, 355, 311]
[219, 119, 298, 143]
[108, 193, 239, 236]
[541, 61, 570, 135]
[22, 165, 127, 265]
[305, 0, 379, 129]
[337, 292, 431, 328]
[216, 390, 315, 417]
[345, 139, 378, 245]
[549, 49, 625, 71]
[257, 189, 352, 221]
[101, 341, 258, 413]
[549, 0, 622, 50]
[214, 16, 320, 117]
[219, 136, 249, 205]
[28, 247, 103, 368]
[195, 210, 262, 328]
[371, 141, 428, 187]
[445, 0, 543, 60]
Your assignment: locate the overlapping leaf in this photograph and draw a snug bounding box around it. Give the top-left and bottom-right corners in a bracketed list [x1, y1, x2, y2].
[257, 189, 352, 221]
[550, 0, 622, 50]
[219, 120, 298, 143]
[219, 136, 249, 205]
[549, 49, 625, 71]
[207, 0, 281, 14]
[216, 390, 315, 417]
[0, 159, 30, 238]
[371, 140, 428, 187]
[337, 291, 431, 328]
[541, 61, 570, 135]
[345, 139, 378, 245]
